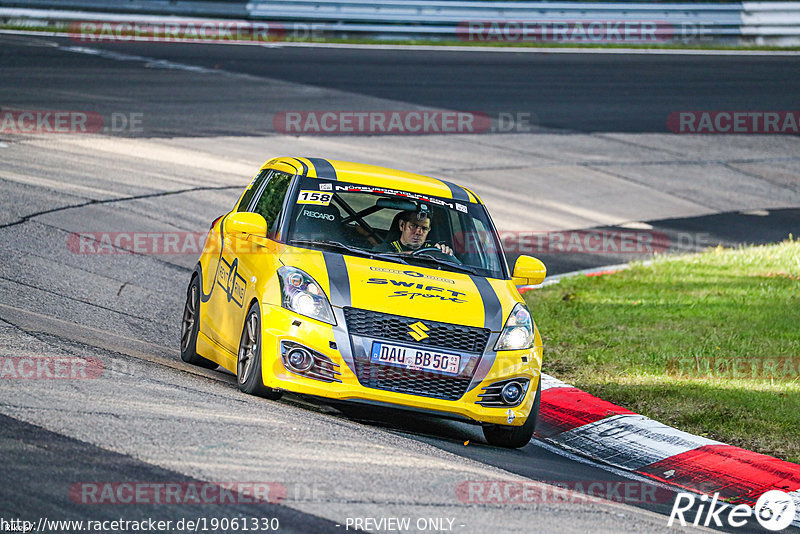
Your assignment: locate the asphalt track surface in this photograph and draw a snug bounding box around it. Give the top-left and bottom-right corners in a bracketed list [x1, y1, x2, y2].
[1, 33, 798, 533]
[4, 37, 800, 135]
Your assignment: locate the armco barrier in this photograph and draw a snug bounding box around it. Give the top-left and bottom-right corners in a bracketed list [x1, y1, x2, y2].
[742, 1, 800, 44]
[0, 1, 798, 44]
[0, 0, 250, 17]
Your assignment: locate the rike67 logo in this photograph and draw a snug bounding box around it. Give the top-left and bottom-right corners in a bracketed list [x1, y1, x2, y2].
[668, 490, 796, 531]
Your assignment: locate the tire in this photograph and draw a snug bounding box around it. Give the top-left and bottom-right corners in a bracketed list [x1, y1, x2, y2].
[180, 276, 218, 369]
[482, 378, 541, 449]
[237, 302, 283, 400]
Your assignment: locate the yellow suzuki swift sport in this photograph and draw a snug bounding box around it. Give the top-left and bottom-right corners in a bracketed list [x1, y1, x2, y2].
[180, 157, 546, 448]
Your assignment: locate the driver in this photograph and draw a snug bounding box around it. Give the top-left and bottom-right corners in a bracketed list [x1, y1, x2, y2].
[375, 209, 453, 255]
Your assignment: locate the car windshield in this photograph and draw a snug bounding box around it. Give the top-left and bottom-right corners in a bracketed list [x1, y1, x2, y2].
[285, 177, 508, 279]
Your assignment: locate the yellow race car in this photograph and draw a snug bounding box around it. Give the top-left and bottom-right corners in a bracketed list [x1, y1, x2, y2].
[180, 157, 546, 448]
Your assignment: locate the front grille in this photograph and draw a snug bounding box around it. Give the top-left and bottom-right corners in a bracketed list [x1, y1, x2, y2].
[353, 359, 473, 401]
[344, 307, 488, 401]
[343, 307, 490, 353]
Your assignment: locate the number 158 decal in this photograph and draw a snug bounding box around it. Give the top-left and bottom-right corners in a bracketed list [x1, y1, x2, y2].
[297, 190, 333, 206]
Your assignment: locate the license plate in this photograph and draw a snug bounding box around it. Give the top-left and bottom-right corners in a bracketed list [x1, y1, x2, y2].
[370, 342, 460, 376]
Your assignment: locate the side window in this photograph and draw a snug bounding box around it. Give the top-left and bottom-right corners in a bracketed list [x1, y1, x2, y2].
[237, 169, 270, 212]
[251, 171, 293, 233]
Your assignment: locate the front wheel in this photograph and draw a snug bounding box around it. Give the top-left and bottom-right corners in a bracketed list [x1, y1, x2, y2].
[482, 378, 541, 448]
[180, 276, 218, 369]
[237, 302, 282, 400]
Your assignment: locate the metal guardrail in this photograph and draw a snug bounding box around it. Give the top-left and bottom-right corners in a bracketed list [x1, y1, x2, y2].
[246, 0, 743, 22]
[246, 0, 745, 42]
[0, 1, 250, 17]
[742, 1, 800, 44]
[1, 1, 799, 45]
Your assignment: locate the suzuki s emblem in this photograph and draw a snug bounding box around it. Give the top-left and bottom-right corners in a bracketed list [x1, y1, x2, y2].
[408, 321, 430, 341]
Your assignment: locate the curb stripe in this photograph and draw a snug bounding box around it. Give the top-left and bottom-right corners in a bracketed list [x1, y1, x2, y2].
[547, 413, 722, 471]
[540, 373, 571, 391]
[536, 370, 800, 523]
[536, 387, 634, 438]
[636, 445, 800, 505]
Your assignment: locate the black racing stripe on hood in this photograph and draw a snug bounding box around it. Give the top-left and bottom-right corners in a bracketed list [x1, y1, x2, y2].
[306, 158, 337, 180]
[439, 179, 470, 202]
[469, 275, 503, 330]
[323, 252, 350, 307]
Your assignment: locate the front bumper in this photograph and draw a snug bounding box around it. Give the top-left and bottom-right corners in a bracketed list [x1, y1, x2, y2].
[260, 304, 542, 426]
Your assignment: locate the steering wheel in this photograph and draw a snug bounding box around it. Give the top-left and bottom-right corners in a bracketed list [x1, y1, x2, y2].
[411, 246, 462, 264]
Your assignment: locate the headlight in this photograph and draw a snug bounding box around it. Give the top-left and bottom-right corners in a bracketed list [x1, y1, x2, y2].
[278, 266, 336, 325]
[494, 303, 534, 351]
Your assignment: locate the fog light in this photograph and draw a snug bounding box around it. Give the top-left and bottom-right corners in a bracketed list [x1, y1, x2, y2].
[286, 348, 313, 372]
[500, 382, 524, 405]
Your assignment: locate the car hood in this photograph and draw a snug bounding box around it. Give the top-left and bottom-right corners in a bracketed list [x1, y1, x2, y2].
[279, 248, 511, 331]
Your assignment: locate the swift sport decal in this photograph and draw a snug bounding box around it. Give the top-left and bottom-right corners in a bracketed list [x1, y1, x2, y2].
[215, 257, 246, 307]
[390, 290, 466, 303]
[367, 278, 467, 303]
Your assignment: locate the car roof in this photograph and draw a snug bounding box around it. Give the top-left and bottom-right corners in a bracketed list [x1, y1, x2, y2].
[261, 156, 483, 204]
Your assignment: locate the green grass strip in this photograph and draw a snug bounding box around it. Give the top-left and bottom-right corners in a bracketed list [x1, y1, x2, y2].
[524, 238, 800, 463]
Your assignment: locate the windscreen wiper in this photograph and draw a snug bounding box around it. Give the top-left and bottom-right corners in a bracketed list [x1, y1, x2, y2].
[403, 254, 480, 276]
[290, 239, 410, 265]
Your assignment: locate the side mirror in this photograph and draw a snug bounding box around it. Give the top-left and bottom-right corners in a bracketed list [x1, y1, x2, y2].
[512, 255, 546, 286]
[225, 212, 268, 237]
